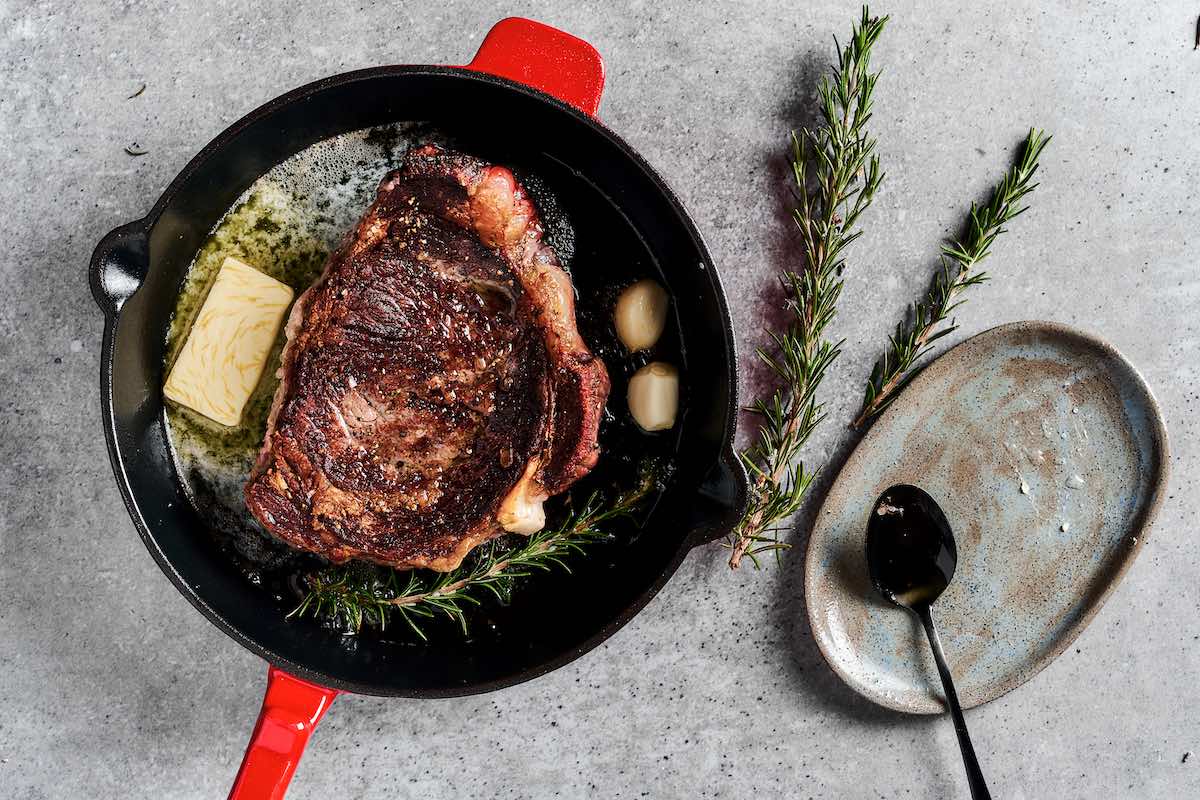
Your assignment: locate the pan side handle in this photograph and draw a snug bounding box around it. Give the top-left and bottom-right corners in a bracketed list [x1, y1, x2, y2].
[686, 443, 750, 549]
[465, 17, 605, 117]
[89, 219, 150, 317]
[228, 666, 338, 800]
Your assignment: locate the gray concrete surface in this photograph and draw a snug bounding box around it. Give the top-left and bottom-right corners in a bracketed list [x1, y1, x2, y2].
[2, 1, 1197, 797]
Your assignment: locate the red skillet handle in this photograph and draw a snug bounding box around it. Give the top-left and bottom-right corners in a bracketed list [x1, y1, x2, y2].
[465, 17, 605, 117]
[228, 666, 338, 800]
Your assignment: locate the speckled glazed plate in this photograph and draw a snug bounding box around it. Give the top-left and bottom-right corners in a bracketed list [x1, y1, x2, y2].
[804, 321, 1168, 714]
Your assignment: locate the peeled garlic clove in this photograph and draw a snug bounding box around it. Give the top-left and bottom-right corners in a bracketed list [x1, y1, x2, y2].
[628, 361, 679, 432]
[498, 492, 546, 535]
[614, 279, 668, 352]
[497, 460, 548, 534]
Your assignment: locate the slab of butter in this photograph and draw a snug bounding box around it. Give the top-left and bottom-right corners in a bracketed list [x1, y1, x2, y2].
[164, 256, 294, 426]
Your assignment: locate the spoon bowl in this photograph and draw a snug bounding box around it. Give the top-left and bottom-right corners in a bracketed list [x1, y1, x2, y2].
[866, 484, 957, 610]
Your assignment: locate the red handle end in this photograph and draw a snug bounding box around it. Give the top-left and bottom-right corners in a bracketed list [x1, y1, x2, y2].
[228, 666, 338, 800]
[466, 17, 605, 117]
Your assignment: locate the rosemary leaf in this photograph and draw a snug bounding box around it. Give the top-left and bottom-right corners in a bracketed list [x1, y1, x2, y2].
[726, 6, 887, 569]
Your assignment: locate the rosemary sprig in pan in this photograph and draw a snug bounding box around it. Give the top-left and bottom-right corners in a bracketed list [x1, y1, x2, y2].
[852, 128, 1050, 428]
[290, 462, 661, 638]
[726, 6, 886, 569]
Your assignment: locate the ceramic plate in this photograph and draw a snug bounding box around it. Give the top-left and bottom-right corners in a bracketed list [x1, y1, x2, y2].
[804, 321, 1169, 713]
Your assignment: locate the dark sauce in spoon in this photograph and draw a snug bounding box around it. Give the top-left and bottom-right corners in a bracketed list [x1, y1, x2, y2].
[865, 485, 958, 609]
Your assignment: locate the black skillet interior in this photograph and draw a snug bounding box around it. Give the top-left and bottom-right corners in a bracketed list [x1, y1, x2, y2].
[93, 67, 744, 696]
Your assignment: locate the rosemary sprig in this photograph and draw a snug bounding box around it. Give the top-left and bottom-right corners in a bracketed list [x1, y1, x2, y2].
[852, 128, 1050, 428]
[726, 6, 886, 569]
[290, 464, 660, 638]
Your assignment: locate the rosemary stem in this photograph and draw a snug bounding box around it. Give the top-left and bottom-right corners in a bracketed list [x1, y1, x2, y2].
[849, 275, 968, 428]
[383, 532, 562, 607]
[852, 128, 1049, 429]
[726, 6, 886, 569]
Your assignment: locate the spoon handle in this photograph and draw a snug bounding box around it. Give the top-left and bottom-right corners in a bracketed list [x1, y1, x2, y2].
[917, 606, 992, 800]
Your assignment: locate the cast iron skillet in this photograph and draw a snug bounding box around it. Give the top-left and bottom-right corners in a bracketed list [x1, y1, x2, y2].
[89, 18, 745, 797]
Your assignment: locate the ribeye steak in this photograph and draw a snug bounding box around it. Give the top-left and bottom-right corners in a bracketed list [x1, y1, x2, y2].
[245, 145, 610, 572]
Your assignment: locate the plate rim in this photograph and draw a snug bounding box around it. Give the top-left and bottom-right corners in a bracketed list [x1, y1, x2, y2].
[802, 319, 1171, 714]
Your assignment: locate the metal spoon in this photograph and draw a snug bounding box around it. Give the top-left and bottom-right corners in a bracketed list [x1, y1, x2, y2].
[866, 484, 991, 800]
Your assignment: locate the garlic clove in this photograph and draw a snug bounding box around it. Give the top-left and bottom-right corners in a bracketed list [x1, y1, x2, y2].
[628, 361, 679, 432]
[614, 279, 669, 352]
[497, 460, 548, 534]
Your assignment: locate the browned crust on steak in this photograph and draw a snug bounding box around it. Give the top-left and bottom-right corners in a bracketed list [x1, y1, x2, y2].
[244, 145, 609, 571]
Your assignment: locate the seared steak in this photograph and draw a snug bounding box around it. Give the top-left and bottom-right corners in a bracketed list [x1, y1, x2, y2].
[245, 145, 609, 571]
